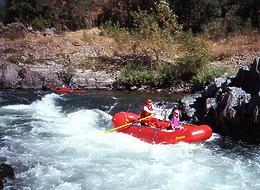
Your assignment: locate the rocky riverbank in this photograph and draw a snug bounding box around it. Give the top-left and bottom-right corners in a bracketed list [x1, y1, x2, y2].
[0, 23, 121, 91]
[1, 23, 259, 93]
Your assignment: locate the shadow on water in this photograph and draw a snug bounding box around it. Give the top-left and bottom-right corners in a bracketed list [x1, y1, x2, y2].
[203, 134, 260, 161]
[50, 89, 183, 115]
[0, 90, 45, 106]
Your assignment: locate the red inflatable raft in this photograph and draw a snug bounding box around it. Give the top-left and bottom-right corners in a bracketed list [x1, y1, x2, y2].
[54, 88, 86, 93]
[112, 112, 212, 144]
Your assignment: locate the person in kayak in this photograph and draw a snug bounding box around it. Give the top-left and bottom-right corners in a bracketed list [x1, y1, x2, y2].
[140, 99, 161, 128]
[169, 107, 184, 130]
[62, 84, 68, 89]
[68, 82, 77, 90]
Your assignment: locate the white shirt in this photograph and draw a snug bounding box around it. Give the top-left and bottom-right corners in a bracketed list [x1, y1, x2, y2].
[144, 103, 167, 120]
[143, 104, 156, 114]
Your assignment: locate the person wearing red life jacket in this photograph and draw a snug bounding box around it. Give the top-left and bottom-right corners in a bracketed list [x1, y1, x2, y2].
[140, 99, 161, 128]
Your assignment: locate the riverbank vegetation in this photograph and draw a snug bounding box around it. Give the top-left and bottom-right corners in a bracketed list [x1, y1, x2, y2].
[0, 0, 258, 90]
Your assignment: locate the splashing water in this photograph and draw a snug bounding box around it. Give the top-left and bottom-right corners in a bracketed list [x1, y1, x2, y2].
[0, 91, 260, 190]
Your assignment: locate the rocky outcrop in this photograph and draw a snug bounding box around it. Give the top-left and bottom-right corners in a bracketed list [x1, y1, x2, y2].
[0, 163, 15, 189]
[0, 22, 28, 40]
[232, 57, 260, 95]
[180, 93, 203, 123]
[180, 57, 260, 143]
[0, 60, 47, 89]
[0, 60, 19, 88]
[0, 59, 118, 90]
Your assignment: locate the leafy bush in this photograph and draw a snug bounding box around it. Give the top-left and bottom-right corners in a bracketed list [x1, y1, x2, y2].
[102, 1, 182, 70]
[158, 64, 181, 86]
[32, 16, 49, 29]
[175, 33, 212, 80]
[202, 18, 227, 37]
[117, 65, 156, 87]
[117, 63, 182, 88]
[106, 3, 212, 89]
[2, 0, 258, 32]
[169, 0, 223, 32]
[192, 65, 235, 90]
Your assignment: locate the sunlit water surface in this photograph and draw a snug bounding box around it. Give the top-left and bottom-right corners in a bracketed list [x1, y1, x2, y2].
[0, 90, 260, 190]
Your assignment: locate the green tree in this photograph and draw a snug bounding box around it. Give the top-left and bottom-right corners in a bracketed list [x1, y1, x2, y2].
[169, 0, 224, 32]
[237, 0, 259, 28]
[6, 0, 49, 28]
[5, 0, 107, 29]
[100, 0, 158, 27]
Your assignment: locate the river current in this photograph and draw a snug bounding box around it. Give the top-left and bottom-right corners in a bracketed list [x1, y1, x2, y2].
[0, 90, 260, 190]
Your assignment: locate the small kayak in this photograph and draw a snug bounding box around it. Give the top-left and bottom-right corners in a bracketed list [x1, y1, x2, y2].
[112, 112, 212, 144]
[54, 88, 86, 93]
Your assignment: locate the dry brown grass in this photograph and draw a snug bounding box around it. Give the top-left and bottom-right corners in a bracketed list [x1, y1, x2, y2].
[204, 31, 260, 61]
[23, 33, 79, 60]
[64, 30, 85, 44]
[1, 28, 258, 71]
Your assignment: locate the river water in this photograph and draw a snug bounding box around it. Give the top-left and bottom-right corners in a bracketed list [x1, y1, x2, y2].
[0, 90, 260, 190]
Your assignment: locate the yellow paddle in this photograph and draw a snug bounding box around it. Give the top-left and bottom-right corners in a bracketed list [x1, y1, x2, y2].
[103, 115, 153, 133]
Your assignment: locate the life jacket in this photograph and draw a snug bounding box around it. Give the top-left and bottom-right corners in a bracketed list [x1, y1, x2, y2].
[140, 104, 153, 117]
[172, 115, 180, 127]
[170, 109, 181, 128]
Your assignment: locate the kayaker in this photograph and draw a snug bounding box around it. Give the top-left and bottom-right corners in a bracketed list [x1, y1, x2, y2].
[140, 99, 161, 128]
[169, 107, 184, 130]
[62, 84, 67, 89]
[68, 83, 77, 90]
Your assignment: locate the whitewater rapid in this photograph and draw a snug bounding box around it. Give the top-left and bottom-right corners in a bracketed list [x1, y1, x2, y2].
[0, 93, 260, 190]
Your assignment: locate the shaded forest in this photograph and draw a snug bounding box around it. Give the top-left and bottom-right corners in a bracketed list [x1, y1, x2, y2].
[0, 0, 259, 33]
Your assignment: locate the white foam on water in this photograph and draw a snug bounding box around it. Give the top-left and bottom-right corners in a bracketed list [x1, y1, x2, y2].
[1, 93, 62, 119]
[30, 93, 63, 120]
[2, 104, 31, 110]
[1, 94, 260, 190]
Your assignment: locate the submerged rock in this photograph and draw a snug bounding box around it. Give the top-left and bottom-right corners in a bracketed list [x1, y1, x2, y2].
[0, 163, 15, 189]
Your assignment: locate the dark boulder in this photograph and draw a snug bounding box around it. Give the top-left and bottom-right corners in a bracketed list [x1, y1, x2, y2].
[0, 163, 15, 189]
[180, 57, 260, 143]
[204, 87, 255, 141]
[180, 93, 203, 123]
[203, 76, 232, 98]
[232, 57, 260, 96]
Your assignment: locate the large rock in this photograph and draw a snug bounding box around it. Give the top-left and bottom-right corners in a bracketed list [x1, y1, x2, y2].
[0, 163, 15, 189]
[0, 60, 20, 88]
[0, 59, 119, 90]
[203, 76, 232, 98]
[232, 57, 260, 95]
[0, 60, 47, 89]
[180, 57, 260, 143]
[180, 93, 203, 123]
[19, 68, 46, 89]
